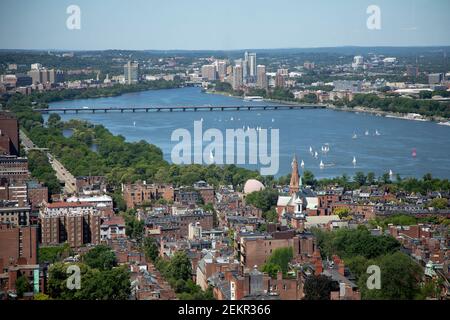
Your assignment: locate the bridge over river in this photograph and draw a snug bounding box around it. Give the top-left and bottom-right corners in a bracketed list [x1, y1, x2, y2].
[36, 104, 326, 114]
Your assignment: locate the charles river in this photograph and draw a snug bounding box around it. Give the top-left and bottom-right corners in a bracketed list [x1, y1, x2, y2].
[49, 87, 450, 179]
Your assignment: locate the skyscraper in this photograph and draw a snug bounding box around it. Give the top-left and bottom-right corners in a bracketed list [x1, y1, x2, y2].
[124, 61, 140, 84]
[201, 64, 217, 81]
[232, 65, 243, 90]
[256, 65, 267, 89]
[248, 53, 257, 82]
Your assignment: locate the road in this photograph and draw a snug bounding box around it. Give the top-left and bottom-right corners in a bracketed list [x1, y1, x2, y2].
[20, 130, 77, 194]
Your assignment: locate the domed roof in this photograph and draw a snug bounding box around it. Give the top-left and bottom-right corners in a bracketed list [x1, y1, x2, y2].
[243, 179, 265, 194]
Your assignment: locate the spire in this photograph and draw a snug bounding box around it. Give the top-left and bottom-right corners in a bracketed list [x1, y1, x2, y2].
[289, 154, 300, 195]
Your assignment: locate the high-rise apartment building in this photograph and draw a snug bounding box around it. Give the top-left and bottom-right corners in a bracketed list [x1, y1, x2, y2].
[232, 65, 243, 90]
[256, 65, 267, 89]
[39, 202, 101, 248]
[201, 64, 217, 81]
[248, 53, 257, 82]
[124, 61, 140, 84]
[0, 112, 19, 156]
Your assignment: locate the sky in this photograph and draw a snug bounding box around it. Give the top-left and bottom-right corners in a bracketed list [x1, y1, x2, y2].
[0, 0, 449, 50]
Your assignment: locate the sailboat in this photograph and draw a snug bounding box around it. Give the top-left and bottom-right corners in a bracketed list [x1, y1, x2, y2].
[309, 146, 313, 154]
[365, 130, 369, 136]
[352, 156, 357, 166]
[314, 151, 318, 159]
[230, 117, 234, 121]
[352, 133, 357, 139]
[133, 121, 136, 127]
[375, 129, 381, 136]
[389, 169, 393, 176]
[272, 118, 275, 122]
[301, 160, 305, 169]
[412, 148, 417, 158]
[319, 160, 324, 169]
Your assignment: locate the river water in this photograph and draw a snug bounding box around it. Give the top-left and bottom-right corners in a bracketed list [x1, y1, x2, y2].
[49, 87, 450, 179]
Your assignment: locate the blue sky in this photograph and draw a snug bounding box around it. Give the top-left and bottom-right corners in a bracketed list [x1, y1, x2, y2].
[0, 0, 449, 50]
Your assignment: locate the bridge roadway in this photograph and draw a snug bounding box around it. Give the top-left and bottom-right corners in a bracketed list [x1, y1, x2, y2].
[35, 104, 326, 114]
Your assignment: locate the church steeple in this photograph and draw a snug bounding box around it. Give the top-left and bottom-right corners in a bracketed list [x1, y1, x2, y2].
[289, 154, 300, 195]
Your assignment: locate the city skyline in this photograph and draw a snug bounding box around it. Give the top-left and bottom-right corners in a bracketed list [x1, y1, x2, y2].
[0, 0, 450, 50]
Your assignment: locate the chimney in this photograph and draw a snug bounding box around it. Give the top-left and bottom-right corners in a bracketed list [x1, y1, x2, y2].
[314, 260, 323, 274]
[277, 271, 283, 281]
[338, 261, 345, 276]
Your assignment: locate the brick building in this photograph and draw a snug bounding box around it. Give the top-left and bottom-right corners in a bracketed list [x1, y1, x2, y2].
[0, 156, 29, 183]
[0, 112, 20, 156]
[39, 202, 101, 248]
[0, 200, 31, 226]
[122, 182, 174, 209]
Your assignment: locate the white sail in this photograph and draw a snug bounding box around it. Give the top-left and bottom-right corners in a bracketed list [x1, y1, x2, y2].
[352, 156, 357, 166]
[301, 160, 305, 168]
[314, 151, 318, 158]
[365, 130, 369, 136]
[375, 130, 380, 136]
[389, 169, 393, 176]
[320, 160, 324, 169]
[352, 133, 357, 139]
[309, 146, 313, 153]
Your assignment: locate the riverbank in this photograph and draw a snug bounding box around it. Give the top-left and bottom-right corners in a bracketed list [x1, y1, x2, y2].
[206, 90, 449, 124]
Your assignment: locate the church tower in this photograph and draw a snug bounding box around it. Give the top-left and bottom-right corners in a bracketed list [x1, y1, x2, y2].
[289, 154, 300, 195]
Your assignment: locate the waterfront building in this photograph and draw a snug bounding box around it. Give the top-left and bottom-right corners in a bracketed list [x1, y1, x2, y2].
[124, 61, 140, 84]
[256, 65, 267, 89]
[201, 64, 217, 81]
[232, 65, 243, 90]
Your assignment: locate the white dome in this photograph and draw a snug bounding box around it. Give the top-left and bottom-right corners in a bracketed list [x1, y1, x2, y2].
[243, 179, 265, 194]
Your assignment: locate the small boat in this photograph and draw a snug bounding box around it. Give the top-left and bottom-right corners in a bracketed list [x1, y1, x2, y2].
[301, 160, 305, 168]
[352, 133, 357, 139]
[352, 156, 357, 166]
[230, 117, 234, 121]
[133, 121, 136, 127]
[365, 130, 369, 136]
[272, 118, 275, 122]
[314, 151, 318, 159]
[200, 117, 204, 122]
[412, 148, 417, 158]
[319, 160, 324, 169]
[375, 129, 381, 136]
[389, 169, 393, 176]
[309, 146, 313, 154]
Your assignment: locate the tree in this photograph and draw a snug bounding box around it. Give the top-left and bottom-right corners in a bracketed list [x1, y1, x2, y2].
[429, 198, 448, 210]
[261, 247, 293, 276]
[359, 252, 422, 300]
[79, 267, 131, 300]
[354, 172, 367, 186]
[83, 245, 117, 270]
[16, 275, 31, 298]
[334, 207, 350, 219]
[303, 275, 335, 300]
[143, 237, 159, 262]
[47, 262, 130, 300]
[303, 170, 316, 186]
[245, 188, 278, 212]
[167, 252, 192, 281]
